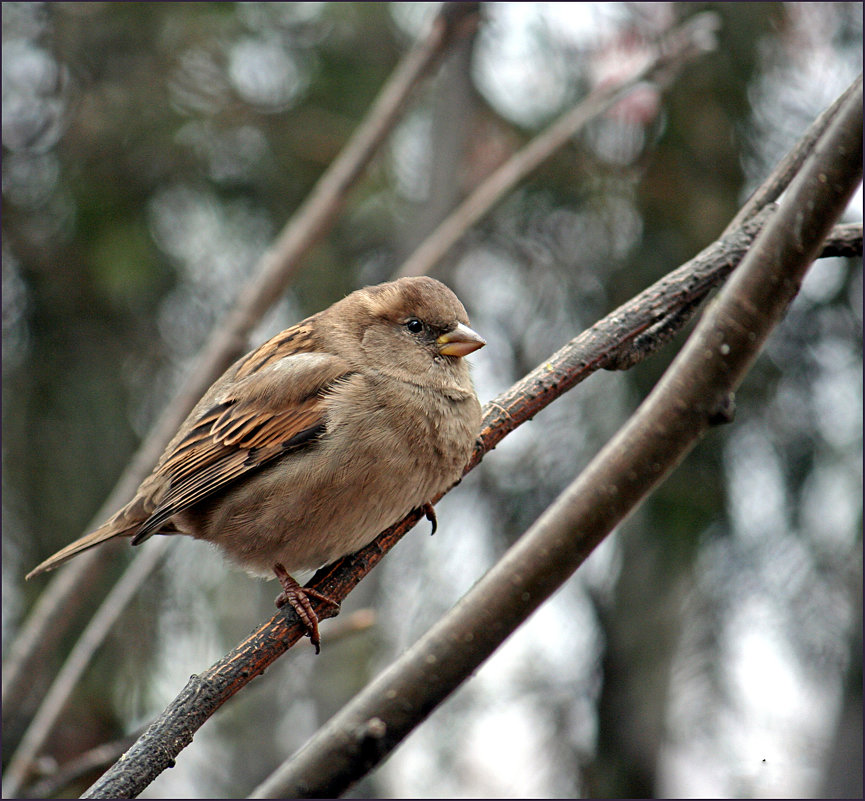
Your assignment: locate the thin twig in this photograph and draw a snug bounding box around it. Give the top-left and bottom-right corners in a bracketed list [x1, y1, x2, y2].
[18, 610, 373, 800]
[820, 222, 863, 257]
[723, 73, 862, 233]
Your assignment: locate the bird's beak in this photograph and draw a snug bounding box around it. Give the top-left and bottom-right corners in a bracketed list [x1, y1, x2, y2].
[437, 323, 486, 357]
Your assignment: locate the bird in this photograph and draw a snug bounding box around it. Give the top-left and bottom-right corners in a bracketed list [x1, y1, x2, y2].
[26, 276, 485, 651]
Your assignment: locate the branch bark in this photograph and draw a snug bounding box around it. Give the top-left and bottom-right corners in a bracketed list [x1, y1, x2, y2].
[248, 74, 862, 801]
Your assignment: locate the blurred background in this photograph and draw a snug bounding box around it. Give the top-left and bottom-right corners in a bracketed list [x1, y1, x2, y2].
[2, 2, 862, 797]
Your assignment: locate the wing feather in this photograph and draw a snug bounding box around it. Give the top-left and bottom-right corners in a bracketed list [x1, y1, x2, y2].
[132, 331, 352, 544]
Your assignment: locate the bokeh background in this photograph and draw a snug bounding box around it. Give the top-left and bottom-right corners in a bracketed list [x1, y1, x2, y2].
[3, 2, 862, 797]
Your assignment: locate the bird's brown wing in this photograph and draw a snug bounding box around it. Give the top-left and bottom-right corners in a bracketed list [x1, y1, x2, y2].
[133, 330, 353, 543]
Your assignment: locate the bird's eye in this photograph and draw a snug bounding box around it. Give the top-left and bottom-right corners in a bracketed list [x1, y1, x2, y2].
[405, 318, 424, 334]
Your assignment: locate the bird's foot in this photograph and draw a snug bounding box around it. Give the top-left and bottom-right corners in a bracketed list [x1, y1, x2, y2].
[273, 563, 340, 654]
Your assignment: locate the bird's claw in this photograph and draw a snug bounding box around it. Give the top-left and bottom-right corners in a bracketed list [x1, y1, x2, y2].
[423, 502, 437, 535]
[273, 562, 340, 654]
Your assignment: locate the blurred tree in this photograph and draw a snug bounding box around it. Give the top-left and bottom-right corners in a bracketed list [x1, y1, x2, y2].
[2, 2, 861, 797]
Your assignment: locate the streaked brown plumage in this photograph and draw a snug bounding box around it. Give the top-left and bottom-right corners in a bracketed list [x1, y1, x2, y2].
[26, 276, 485, 649]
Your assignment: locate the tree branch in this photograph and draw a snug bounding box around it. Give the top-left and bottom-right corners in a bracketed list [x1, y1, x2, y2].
[820, 222, 863, 258]
[248, 74, 862, 801]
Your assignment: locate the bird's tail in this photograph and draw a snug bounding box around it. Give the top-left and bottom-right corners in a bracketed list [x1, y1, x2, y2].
[25, 505, 143, 579]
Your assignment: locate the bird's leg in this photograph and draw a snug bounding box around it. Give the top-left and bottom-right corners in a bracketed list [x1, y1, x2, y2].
[272, 563, 340, 654]
[423, 502, 437, 535]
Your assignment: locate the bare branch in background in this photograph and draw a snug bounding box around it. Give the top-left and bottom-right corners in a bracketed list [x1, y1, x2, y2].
[2, 541, 172, 798]
[396, 11, 721, 279]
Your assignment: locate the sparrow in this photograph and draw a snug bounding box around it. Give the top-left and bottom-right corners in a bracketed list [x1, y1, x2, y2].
[26, 276, 485, 650]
